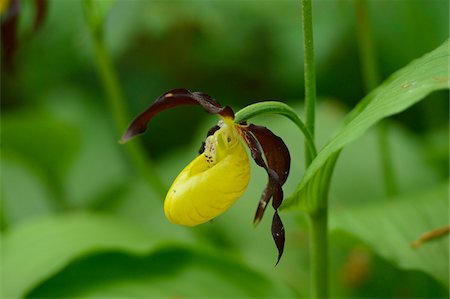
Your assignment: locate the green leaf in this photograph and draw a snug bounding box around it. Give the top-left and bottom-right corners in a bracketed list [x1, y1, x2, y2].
[1, 110, 81, 196]
[1, 212, 172, 299]
[330, 182, 449, 288]
[26, 246, 295, 298]
[284, 40, 449, 211]
[1, 153, 55, 227]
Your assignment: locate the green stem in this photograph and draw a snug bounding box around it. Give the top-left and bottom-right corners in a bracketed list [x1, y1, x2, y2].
[354, 0, 398, 196]
[301, 0, 327, 297]
[83, 0, 166, 197]
[309, 208, 328, 299]
[234, 101, 317, 159]
[377, 122, 398, 196]
[301, 0, 317, 168]
[354, 0, 379, 91]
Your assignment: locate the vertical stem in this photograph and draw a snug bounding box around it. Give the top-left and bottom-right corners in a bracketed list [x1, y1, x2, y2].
[377, 122, 398, 196]
[301, 1, 327, 298]
[354, 0, 398, 196]
[309, 208, 328, 299]
[93, 32, 129, 132]
[301, 0, 317, 167]
[354, 0, 379, 91]
[83, 1, 166, 197]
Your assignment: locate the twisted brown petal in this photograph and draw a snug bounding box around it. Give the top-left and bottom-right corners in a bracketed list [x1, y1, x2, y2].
[272, 211, 285, 266]
[241, 125, 290, 264]
[120, 89, 234, 143]
[247, 124, 290, 185]
[241, 130, 276, 223]
[243, 125, 290, 223]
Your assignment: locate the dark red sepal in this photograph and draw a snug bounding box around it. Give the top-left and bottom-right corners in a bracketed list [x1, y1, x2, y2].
[241, 130, 276, 222]
[242, 124, 290, 224]
[120, 89, 234, 143]
[272, 211, 285, 266]
[240, 124, 290, 264]
[247, 124, 290, 185]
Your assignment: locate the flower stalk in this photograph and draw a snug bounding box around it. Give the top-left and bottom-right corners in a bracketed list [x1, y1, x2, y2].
[301, 0, 328, 297]
[235, 101, 317, 160]
[301, 0, 317, 168]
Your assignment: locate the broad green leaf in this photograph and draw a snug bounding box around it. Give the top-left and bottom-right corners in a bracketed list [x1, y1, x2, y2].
[1, 212, 177, 299]
[284, 40, 449, 211]
[26, 246, 295, 298]
[44, 87, 130, 208]
[1, 153, 55, 227]
[62, 102, 129, 208]
[330, 182, 449, 287]
[1, 110, 81, 195]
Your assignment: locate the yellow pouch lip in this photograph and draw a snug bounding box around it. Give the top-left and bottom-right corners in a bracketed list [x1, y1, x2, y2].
[164, 123, 250, 226]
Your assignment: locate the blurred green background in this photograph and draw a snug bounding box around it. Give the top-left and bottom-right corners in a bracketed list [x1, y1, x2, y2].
[1, 0, 449, 298]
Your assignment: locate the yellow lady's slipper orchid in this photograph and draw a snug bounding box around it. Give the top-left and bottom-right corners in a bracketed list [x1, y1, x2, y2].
[164, 117, 250, 226]
[120, 89, 291, 264]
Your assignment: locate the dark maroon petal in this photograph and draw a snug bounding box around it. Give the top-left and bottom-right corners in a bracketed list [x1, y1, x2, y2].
[120, 89, 233, 143]
[240, 124, 290, 264]
[247, 124, 290, 185]
[241, 125, 290, 223]
[241, 130, 275, 224]
[272, 211, 285, 266]
[242, 129, 268, 170]
[253, 185, 273, 225]
[270, 172, 283, 210]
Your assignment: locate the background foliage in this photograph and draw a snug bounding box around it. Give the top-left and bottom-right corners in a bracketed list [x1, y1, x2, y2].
[1, 0, 449, 298]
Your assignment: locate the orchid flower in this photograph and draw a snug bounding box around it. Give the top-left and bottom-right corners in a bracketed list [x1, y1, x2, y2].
[120, 89, 291, 264]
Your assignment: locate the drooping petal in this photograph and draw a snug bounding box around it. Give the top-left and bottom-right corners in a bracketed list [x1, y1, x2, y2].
[247, 124, 290, 185]
[240, 124, 290, 264]
[272, 211, 285, 266]
[241, 125, 290, 223]
[165, 122, 250, 226]
[241, 130, 276, 223]
[120, 89, 234, 143]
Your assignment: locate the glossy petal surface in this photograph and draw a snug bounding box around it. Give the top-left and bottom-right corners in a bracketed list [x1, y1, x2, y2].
[120, 89, 233, 143]
[164, 122, 250, 226]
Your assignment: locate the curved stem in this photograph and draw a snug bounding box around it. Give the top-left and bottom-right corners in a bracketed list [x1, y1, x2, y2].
[234, 101, 317, 159]
[83, 0, 166, 197]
